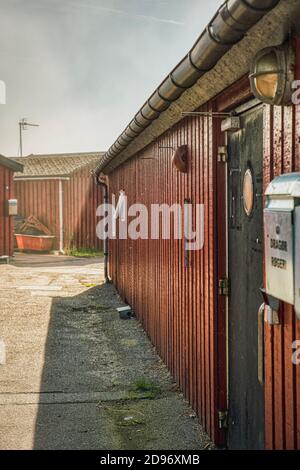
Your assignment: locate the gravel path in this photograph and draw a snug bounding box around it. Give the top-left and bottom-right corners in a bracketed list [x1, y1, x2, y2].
[0, 253, 212, 450]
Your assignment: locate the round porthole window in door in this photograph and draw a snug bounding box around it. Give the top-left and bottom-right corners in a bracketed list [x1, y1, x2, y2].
[243, 169, 254, 217]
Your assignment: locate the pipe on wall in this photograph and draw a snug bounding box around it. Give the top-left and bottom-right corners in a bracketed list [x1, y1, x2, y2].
[95, 0, 279, 175]
[58, 179, 65, 254]
[94, 172, 110, 283]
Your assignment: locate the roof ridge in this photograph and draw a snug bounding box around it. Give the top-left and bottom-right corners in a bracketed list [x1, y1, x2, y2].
[11, 151, 104, 159]
[12, 152, 105, 178]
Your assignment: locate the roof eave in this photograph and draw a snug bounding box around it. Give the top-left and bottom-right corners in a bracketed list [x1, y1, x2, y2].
[96, 0, 294, 175]
[14, 175, 71, 180]
[0, 155, 24, 173]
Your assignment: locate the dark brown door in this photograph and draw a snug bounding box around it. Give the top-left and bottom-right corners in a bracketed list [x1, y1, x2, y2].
[227, 104, 264, 449]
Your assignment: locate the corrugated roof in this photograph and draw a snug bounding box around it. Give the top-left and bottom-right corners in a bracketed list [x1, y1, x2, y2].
[11, 152, 105, 178]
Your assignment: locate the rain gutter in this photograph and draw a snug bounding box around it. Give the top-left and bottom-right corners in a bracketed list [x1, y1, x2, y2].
[95, 0, 280, 175]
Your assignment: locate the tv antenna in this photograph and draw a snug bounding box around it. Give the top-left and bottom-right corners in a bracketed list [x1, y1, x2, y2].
[19, 118, 40, 156]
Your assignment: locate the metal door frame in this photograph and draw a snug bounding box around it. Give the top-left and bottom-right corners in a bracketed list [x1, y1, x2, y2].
[225, 99, 265, 448]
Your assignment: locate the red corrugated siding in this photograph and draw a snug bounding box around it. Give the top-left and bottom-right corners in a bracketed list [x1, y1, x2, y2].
[262, 37, 300, 451]
[15, 179, 60, 249]
[263, 103, 300, 450]
[108, 104, 225, 445]
[15, 169, 102, 251]
[0, 166, 15, 257]
[63, 168, 102, 251]
[107, 40, 300, 449]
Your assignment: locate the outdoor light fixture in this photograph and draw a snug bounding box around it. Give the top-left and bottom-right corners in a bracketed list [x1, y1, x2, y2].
[249, 44, 295, 106]
[172, 145, 188, 173]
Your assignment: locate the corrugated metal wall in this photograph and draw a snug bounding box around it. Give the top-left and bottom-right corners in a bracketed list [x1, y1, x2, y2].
[263, 102, 300, 450]
[63, 168, 102, 251]
[0, 166, 14, 257]
[15, 179, 60, 249]
[15, 169, 102, 251]
[108, 103, 226, 446]
[107, 71, 300, 449]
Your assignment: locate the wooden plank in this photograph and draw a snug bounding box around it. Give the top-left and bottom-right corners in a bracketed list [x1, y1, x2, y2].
[296, 320, 300, 450]
[200, 112, 206, 427]
[263, 105, 275, 450]
[283, 306, 296, 449]
[273, 106, 285, 450]
[217, 75, 252, 113]
[214, 97, 227, 446]
[282, 107, 296, 450]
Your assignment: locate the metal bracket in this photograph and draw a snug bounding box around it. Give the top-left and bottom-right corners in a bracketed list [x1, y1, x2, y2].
[217, 146, 228, 163]
[221, 116, 241, 133]
[218, 410, 228, 429]
[264, 306, 280, 326]
[182, 111, 232, 118]
[219, 278, 230, 296]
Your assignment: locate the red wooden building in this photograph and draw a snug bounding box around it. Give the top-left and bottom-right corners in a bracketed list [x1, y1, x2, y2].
[95, 0, 300, 449]
[13, 152, 104, 252]
[0, 155, 23, 259]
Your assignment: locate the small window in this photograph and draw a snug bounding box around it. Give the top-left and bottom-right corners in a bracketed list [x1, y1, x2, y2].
[242, 169, 254, 217]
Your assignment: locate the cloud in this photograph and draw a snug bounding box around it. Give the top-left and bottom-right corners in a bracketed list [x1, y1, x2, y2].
[64, 1, 185, 26]
[0, 0, 222, 156]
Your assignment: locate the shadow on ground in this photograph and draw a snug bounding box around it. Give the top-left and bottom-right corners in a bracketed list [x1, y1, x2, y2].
[33, 283, 212, 450]
[12, 253, 101, 268]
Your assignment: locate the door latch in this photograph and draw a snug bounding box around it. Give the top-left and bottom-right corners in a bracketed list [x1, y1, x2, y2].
[218, 410, 228, 429]
[217, 146, 228, 163]
[219, 278, 230, 296]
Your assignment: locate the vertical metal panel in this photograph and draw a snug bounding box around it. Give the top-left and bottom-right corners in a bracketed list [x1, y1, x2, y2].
[15, 179, 60, 249]
[107, 101, 224, 446]
[263, 37, 300, 450]
[64, 168, 103, 251]
[0, 166, 14, 257]
[107, 66, 300, 449]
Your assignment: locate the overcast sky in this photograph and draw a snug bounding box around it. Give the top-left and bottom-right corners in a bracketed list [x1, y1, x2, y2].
[0, 0, 222, 157]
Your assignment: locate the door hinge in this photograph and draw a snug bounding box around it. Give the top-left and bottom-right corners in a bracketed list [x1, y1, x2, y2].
[218, 410, 228, 430]
[217, 146, 228, 163]
[219, 277, 230, 296]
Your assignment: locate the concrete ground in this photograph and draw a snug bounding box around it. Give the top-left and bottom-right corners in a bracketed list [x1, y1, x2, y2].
[0, 253, 212, 450]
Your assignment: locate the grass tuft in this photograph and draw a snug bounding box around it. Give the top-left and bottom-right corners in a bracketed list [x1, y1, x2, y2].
[67, 248, 103, 258]
[126, 379, 162, 400]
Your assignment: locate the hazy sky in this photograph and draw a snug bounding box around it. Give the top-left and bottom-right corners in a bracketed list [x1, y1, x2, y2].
[0, 0, 222, 157]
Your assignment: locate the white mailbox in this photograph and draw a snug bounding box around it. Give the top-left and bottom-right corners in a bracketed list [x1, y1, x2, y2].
[264, 173, 300, 320]
[7, 199, 18, 216]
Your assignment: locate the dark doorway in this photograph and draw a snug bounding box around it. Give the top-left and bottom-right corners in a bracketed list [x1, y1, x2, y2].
[227, 104, 264, 449]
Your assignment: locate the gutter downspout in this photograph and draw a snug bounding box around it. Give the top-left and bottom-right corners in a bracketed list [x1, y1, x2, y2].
[94, 172, 110, 284]
[59, 179, 65, 254]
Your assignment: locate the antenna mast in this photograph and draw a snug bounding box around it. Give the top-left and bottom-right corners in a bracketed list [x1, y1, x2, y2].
[19, 118, 40, 156]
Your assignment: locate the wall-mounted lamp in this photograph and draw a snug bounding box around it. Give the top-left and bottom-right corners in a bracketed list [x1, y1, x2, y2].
[249, 43, 295, 106]
[172, 145, 188, 173]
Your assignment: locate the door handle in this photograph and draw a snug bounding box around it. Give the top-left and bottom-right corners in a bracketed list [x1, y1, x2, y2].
[258, 302, 265, 385]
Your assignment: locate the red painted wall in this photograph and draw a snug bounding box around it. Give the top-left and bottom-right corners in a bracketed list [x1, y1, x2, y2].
[261, 36, 300, 451]
[108, 103, 226, 446]
[15, 179, 60, 248]
[15, 169, 102, 251]
[263, 106, 300, 451]
[106, 41, 300, 449]
[0, 166, 15, 257]
[63, 167, 102, 251]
